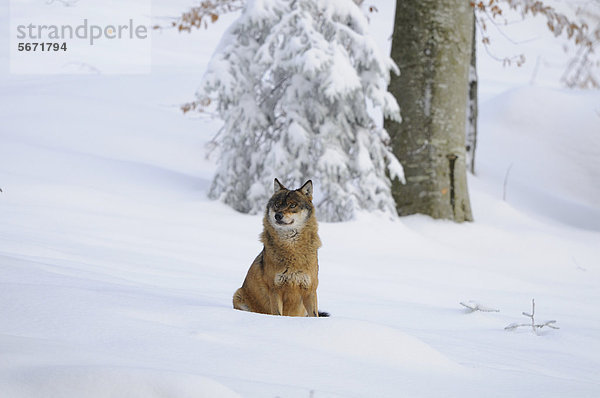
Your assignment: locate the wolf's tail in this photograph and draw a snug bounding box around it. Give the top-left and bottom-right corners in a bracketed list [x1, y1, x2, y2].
[318, 311, 330, 317]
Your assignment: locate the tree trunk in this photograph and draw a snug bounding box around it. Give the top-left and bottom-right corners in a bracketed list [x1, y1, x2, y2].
[384, 0, 474, 222]
[466, 10, 478, 175]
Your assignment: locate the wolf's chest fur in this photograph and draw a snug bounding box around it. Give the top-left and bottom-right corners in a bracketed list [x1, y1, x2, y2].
[262, 228, 320, 288]
[274, 269, 311, 288]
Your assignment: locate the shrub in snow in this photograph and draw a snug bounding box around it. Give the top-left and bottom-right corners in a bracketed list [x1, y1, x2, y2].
[460, 300, 500, 313]
[505, 299, 560, 334]
[196, 0, 403, 221]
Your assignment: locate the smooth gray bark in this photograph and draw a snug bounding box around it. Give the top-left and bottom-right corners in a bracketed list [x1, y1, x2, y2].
[466, 11, 478, 175]
[384, 0, 474, 222]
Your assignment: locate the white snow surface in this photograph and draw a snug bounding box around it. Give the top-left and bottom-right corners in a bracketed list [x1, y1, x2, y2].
[1, 1, 599, 397]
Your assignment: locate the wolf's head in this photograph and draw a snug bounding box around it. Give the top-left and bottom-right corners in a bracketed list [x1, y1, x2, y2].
[265, 179, 314, 233]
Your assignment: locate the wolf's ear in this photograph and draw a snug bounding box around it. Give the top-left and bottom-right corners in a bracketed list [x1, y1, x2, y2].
[299, 180, 313, 200]
[274, 178, 287, 193]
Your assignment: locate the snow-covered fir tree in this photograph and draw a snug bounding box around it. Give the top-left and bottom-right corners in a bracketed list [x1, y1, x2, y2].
[199, 0, 404, 222]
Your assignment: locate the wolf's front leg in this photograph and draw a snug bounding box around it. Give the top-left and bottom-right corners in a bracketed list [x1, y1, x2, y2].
[302, 291, 319, 317]
[269, 291, 283, 316]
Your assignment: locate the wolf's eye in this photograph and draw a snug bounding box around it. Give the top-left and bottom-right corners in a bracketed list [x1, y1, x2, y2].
[289, 203, 296, 208]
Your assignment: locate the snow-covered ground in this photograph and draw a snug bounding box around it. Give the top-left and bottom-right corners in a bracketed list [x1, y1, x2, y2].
[1, 1, 599, 397]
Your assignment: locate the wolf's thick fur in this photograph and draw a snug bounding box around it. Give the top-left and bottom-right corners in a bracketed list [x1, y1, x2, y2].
[233, 179, 323, 317]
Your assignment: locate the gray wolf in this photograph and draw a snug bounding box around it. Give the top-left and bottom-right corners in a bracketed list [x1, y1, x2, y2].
[233, 179, 327, 317]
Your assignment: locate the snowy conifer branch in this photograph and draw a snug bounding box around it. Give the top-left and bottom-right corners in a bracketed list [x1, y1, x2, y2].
[158, 0, 372, 33]
[460, 300, 500, 313]
[504, 299, 560, 334]
[196, 0, 404, 221]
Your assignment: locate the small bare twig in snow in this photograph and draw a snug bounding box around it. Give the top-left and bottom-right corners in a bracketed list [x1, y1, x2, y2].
[46, 0, 79, 6]
[460, 300, 500, 313]
[503, 162, 513, 201]
[505, 299, 560, 334]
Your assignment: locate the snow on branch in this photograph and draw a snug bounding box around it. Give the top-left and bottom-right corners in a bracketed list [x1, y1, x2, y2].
[504, 299, 560, 334]
[460, 300, 500, 313]
[194, 0, 403, 221]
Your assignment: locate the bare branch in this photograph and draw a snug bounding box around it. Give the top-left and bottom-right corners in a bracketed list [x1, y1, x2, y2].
[460, 300, 500, 313]
[503, 162, 513, 201]
[472, 0, 600, 88]
[46, 0, 79, 7]
[505, 299, 560, 334]
[153, 0, 244, 32]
